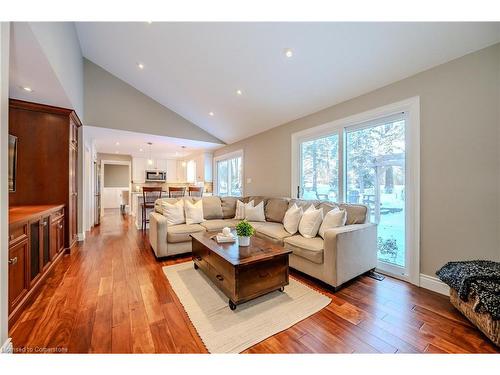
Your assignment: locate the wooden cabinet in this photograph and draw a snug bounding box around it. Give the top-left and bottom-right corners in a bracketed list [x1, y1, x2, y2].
[8, 237, 29, 313]
[9, 99, 81, 250]
[8, 205, 65, 326]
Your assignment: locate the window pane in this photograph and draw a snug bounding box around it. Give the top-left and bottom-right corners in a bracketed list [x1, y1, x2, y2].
[300, 134, 339, 201]
[229, 156, 242, 197]
[217, 160, 228, 196]
[346, 120, 406, 267]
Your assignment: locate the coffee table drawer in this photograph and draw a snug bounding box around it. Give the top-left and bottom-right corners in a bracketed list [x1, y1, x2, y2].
[207, 263, 235, 299]
[237, 256, 288, 300]
[192, 239, 210, 271]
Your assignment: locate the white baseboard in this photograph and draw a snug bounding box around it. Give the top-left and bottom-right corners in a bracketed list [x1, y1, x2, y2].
[419, 274, 449, 296]
[1, 338, 13, 353]
[77, 232, 86, 242]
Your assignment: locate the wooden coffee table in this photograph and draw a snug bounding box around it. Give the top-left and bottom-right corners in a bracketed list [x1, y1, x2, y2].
[190, 231, 292, 310]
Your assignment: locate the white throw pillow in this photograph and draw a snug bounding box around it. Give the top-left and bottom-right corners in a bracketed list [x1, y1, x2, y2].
[184, 199, 204, 225]
[235, 200, 253, 220]
[245, 201, 266, 222]
[298, 205, 324, 238]
[318, 207, 347, 239]
[161, 199, 185, 225]
[283, 204, 303, 234]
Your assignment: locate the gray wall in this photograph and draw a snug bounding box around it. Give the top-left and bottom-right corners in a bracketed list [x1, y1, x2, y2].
[29, 22, 84, 119]
[84, 59, 223, 145]
[214, 43, 500, 277]
[103, 164, 129, 188]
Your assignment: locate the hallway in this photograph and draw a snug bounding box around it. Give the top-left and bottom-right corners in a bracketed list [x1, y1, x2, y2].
[8, 210, 499, 353]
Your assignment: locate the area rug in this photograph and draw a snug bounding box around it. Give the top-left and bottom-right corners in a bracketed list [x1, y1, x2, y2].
[162, 261, 331, 353]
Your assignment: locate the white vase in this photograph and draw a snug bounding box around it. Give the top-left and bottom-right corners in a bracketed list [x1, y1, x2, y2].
[238, 236, 250, 247]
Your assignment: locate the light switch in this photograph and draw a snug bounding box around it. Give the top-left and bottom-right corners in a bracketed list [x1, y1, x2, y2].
[246, 177, 252, 184]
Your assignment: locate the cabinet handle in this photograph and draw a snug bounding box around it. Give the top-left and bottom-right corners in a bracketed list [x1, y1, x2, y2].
[59, 224, 63, 229]
[42, 222, 47, 227]
[9, 234, 14, 241]
[8, 257, 18, 265]
[216, 274, 224, 281]
[195, 256, 202, 261]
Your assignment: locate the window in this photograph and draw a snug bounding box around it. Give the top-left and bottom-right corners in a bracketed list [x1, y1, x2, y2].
[292, 98, 420, 284]
[215, 151, 243, 197]
[299, 134, 339, 201]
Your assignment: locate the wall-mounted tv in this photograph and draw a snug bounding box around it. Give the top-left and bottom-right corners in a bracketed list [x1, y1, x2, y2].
[9, 135, 17, 192]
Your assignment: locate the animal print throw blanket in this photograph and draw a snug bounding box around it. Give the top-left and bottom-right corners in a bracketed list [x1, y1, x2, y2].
[436, 260, 500, 320]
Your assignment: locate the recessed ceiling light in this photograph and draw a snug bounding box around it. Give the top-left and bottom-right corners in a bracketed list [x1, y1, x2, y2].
[284, 48, 293, 58]
[236, 89, 243, 96]
[209, 112, 215, 117]
[115, 142, 120, 146]
[137, 62, 145, 70]
[21, 86, 33, 92]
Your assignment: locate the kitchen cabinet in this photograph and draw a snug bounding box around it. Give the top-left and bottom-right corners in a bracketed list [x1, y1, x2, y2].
[166, 159, 178, 182]
[156, 159, 167, 171]
[8, 236, 29, 314]
[132, 157, 147, 183]
[196, 153, 213, 182]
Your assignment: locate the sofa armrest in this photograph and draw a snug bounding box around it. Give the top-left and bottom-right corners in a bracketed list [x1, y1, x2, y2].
[149, 212, 168, 258]
[323, 223, 378, 286]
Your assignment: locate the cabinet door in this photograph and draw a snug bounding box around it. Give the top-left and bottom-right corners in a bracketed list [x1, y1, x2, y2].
[166, 159, 177, 182]
[57, 218, 65, 254]
[8, 240, 29, 313]
[50, 220, 58, 260]
[156, 159, 167, 171]
[132, 157, 146, 183]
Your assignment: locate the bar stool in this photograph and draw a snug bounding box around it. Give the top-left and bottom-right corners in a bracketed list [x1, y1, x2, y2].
[142, 187, 163, 231]
[188, 186, 203, 197]
[168, 187, 186, 198]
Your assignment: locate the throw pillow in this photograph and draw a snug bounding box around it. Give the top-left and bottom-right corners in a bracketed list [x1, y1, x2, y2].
[235, 200, 253, 220]
[283, 204, 303, 234]
[245, 201, 266, 222]
[161, 199, 185, 225]
[318, 207, 347, 239]
[185, 199, 204, 225]
[298, 205, 324, 238]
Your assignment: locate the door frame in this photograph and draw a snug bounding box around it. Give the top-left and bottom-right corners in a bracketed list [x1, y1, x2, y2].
[100, 160, 132, 213]
[291, 97, 420, 285]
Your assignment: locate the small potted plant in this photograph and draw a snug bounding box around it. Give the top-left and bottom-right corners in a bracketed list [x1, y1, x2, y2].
[235, 220, 255, 247]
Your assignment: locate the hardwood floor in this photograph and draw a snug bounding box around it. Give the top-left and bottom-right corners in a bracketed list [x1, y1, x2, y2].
[9, 209, 499, 353]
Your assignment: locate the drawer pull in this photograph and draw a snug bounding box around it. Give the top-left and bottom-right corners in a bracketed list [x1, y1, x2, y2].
[8, 257, 18, 265]
[195, 256, 202, 261]
[9, 234, 15, 241]
[216, 274, 224, 281]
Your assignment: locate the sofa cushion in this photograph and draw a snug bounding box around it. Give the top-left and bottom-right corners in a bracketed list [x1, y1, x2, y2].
[288, 199, 320, 211]
[265, 198, 289, 223]
[202, 196, 223, 220]
[167, 223, 206, 243]
[221, 197, 239, 219]
[338, 203, 368, 224]
[200, 219, 235, 231]
[255, 222, 292, 245]
[284, 235, 324, 264]
[318, 202, 338, 215]
[243, 196, 267, 206]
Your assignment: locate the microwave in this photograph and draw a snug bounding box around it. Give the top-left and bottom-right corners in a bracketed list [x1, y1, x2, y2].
[145, 170, 167, 182]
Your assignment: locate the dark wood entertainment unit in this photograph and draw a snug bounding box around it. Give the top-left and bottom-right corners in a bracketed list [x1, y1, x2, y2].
[8, 99, 81, 327]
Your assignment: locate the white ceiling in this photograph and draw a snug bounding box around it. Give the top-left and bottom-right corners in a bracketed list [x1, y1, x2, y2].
[9, 22, 72, 109]
[85, 126, 221, 159]
[76, 23, 498, 144]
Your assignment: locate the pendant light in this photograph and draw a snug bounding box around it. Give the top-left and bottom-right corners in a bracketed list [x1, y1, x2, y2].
[147, 142, 153, 166]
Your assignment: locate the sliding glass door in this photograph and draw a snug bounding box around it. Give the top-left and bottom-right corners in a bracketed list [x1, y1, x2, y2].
[345, 114, 407, 275]
[295, 106, 415, 280]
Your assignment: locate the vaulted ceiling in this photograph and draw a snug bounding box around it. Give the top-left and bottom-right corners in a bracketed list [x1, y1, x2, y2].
[76, 22, 500, 144]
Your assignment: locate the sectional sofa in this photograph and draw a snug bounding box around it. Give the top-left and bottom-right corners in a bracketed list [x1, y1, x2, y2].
[149, 196, 377, 290]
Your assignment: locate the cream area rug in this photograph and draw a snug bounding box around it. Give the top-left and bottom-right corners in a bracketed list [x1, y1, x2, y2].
[163, 261, 331, 353]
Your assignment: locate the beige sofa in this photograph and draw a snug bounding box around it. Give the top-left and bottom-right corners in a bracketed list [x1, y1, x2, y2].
[149, 196, 377, 290]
